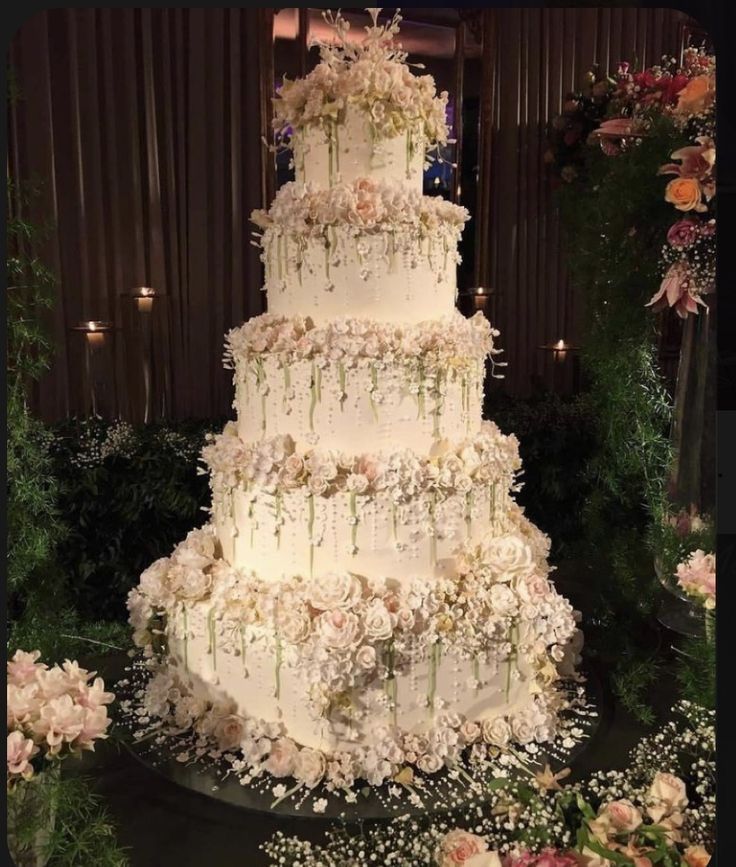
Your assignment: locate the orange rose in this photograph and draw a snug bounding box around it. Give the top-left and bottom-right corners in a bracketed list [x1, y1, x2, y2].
[675, 74, 715, 117]
[683, 845, 711, 867]
[665, 177, 704, 212]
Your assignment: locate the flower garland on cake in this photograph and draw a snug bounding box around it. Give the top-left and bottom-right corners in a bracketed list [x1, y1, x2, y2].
[226, 310, 497, 375]
[200, 420, 521, 504]
[126, 510, 578, 788]
[128, 511, 575, 701]
[272, 9, 449, 148]
[252, 178, 468, 237]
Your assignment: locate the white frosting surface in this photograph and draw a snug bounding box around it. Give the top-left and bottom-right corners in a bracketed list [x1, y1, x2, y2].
[214, 484, 510, 584]
[264, 229, 459, 324]
[292, 105, 426, 192]
[168, 612, 533, 753]
[234, 356, 484, 453]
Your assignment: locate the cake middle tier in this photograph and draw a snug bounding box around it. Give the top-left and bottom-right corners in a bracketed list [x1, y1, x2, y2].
[251, 179, 469, 324]
[202, 421, 522, 581]
[226, 311, 497, 453]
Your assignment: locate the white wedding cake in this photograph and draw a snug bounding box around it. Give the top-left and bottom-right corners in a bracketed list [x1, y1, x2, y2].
[128, 9, 580, 792]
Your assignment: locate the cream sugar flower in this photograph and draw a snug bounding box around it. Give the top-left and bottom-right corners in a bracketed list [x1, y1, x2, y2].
[225, 310, 495, 372]
[272, 8, 450, 146]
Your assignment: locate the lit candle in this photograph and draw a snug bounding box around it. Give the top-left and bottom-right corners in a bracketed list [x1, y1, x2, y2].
[552, 339, 567, 362]
[85, 321, 105, 347]
[134, 287, 155, 313]
[473, 287, 490, 312]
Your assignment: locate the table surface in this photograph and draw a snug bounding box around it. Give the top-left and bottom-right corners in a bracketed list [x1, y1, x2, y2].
[73, 560, 682, 867]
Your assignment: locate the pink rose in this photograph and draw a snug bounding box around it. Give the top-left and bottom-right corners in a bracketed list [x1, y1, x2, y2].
[435, 829, 495, 867]
[683, 845, 711, 867]
[666, 220, 699, 249]
[601, 799, 643, 832]
[265, 737, 299, 778]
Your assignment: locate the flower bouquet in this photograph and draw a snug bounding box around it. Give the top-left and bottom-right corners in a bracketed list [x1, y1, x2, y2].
[651, 507, 714, 637]
[7, 651, 115, 867]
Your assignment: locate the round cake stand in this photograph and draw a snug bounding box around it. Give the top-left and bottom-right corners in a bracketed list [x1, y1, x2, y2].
[116, 667, 605, 824]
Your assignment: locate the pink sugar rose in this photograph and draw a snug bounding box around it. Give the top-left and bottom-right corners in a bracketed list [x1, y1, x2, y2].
[7, 731, 39, 780]
[266, 737, 299, 778]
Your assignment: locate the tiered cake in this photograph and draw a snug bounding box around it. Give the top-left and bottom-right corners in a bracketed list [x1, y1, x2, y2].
[128, 9, 580, 791]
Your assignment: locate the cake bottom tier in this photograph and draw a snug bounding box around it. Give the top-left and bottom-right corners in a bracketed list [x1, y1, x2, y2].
[166, 625, 537, 756]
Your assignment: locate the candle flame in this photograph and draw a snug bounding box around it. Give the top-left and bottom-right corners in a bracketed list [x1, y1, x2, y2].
[88, 321, 97, 332]
[555, 339, 565, 350]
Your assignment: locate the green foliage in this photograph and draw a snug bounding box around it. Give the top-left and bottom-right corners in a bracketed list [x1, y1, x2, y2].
[558, 116, 681, 527]
[676, 634, 715, 709]
[491, 392, 598, 555]
[555, 115, 696, 721]
[6, 174, 64, 590]
[49, 418, 215, 621]
[8, 773, 128, 867]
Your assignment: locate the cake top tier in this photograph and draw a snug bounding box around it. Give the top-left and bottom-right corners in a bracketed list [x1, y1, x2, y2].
[272, 8, 450, 176]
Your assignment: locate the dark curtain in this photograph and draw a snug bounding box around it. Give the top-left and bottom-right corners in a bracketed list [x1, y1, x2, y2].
[477, 7, 688, 395]
[8, 8, 265, 421]
[9, 7, 691, 416]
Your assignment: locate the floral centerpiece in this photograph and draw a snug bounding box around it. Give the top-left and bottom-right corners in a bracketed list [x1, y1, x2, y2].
[7, 650, 115, 866]
[265, 702, 715, 865]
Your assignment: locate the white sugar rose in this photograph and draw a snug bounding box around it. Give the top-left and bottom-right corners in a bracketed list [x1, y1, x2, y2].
[510, 712, 536, 745]
[355, 645, 377, 672]
[138, 558, 172, 606]
[176, 528, 216, 570]
[345, 472, 370, 494]
[265, 737, 299, 778]
[277, 606, 312, 645]
[482, 716, 511, 747]
[309, 572, 363, 611]
[168, 564, 211, 601]
[460, 720, 481, 744]
[294, 747, 326, 788]
[363, 599, 393, 642]
[489, 584, 518, 617]
[317, 610, 363, 650]
[417, 752, 443, 774]
[483, 534, 535, 580]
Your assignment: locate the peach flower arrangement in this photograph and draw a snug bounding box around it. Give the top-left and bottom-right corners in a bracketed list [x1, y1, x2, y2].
[7, 650, 115, 788]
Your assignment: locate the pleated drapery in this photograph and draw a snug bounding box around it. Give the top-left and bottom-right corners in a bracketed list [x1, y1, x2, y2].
[8, 7, 690, 417]
[9, 8, 265, 421]
[477, 7, 687, 395]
